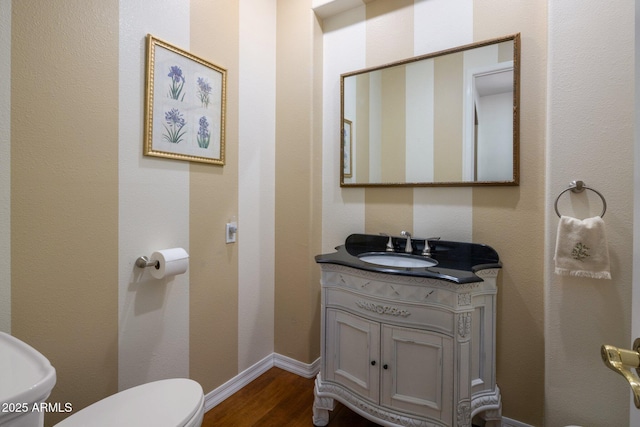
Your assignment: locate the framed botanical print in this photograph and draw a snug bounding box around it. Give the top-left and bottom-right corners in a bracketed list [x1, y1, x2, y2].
[342, 119, 353, 178]
[144, 34, 227, 165]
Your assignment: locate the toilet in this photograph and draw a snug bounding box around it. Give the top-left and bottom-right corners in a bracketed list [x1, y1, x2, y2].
[0, 332, 204, 427]
[54, 378, 204, 427]
[0, 332, 56, 427]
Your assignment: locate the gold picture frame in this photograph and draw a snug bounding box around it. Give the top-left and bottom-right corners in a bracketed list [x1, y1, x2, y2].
[144, 34, 227, 165]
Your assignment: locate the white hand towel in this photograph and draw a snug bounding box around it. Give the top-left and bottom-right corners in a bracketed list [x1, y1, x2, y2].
[554, 215, 611, 279]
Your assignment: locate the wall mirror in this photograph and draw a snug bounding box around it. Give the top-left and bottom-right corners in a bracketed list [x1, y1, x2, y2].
[341, 33, 520, 187]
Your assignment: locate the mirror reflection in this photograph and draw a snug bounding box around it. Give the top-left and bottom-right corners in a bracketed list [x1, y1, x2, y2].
[341, 33, 520, 187]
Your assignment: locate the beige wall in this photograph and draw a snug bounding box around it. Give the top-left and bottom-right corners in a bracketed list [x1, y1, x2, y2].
[189, 0, 240, 392]
[472, 1, 547, 424]
[10, 1, 119, 424]
[355, 74, 370, 181]
[7, 0, 246, 424]
[273, 0, 323, 363]
[380, 67, 405, 183]
[434, 52, 464, 182]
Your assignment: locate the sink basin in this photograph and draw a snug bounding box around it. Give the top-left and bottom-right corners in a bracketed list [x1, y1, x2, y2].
[0, 331, 56, 427]
[358, 252, 437, 268]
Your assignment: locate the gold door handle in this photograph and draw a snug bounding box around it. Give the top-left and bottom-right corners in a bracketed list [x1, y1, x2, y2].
[601, 338, 640, 408]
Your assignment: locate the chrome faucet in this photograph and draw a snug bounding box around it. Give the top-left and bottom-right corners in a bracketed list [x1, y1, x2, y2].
[400, 231, 412, 253]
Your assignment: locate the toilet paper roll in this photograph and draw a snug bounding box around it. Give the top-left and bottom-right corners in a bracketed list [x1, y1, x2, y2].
[150, 248, 189, 279]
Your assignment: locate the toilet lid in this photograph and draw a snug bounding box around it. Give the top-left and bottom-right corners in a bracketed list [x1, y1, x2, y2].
[55, 378, 204, 427]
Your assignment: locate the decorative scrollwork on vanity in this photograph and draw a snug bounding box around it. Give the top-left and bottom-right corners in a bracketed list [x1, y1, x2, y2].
[458, 292, 472, 306]
[355, 300, 412, 317]
[457, 401, 472, 426]
[457, 312, 473, 340]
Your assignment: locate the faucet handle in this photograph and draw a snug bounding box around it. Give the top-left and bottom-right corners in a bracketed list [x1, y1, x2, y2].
[422, 237, 441, 257]
[380, 233, 394, 251]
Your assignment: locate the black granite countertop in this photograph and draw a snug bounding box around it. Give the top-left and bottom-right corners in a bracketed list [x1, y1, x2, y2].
[315, 234, 501, 284]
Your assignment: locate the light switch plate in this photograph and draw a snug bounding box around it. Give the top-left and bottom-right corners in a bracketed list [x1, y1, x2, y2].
[226, 222, 237, 243]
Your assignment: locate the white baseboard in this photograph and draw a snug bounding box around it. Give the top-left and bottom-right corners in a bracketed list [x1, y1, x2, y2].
[203, 353, 320, 412]
[202, 354, 273, 411]
[273, 353, 321, 378]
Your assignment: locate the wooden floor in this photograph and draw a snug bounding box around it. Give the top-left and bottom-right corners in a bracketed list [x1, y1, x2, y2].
[201, 367, 380, 426]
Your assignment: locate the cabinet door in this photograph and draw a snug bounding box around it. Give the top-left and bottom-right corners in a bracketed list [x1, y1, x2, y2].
[325, 309, 380, 401]
[380, 325, 453, 423]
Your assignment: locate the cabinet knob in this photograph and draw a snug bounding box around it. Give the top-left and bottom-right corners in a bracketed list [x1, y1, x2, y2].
[371, 360, 376, 366]
[383, 364, 388, 370]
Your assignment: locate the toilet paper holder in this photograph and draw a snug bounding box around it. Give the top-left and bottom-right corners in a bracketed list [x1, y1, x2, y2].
[135, 248, 189, 279]
[135, 256, 159, 269]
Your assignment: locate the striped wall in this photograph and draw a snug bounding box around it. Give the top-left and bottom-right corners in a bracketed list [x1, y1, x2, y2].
[4, 0, 277, 425]
[1, 1, 636, 427]
[319, 1, 634, 426]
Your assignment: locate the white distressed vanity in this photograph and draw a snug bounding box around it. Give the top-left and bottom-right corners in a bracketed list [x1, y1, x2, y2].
[313, 234, 502, 427]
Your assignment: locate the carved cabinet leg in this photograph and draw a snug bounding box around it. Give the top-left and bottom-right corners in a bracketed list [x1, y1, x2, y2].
[312, 406, 330, 426]
[312, 391, 335, 426]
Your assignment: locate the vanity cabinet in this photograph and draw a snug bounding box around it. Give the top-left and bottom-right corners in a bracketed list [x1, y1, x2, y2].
[313, 264, 501, 427]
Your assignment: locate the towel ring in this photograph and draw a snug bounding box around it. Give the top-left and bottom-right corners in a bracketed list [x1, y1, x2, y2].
[554, 180, 607, 218]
